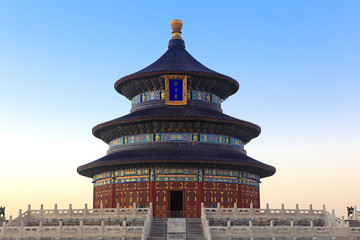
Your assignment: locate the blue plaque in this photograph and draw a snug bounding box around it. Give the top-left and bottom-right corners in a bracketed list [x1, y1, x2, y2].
[164, 75, 188, 105]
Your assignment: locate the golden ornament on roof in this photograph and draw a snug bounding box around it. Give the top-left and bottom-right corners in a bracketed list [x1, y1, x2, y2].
[171, 19, 183, 39]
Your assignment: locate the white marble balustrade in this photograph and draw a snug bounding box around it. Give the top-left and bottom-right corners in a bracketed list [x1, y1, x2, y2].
[201, 203, 360, 240]
[0, 203, 153, 240]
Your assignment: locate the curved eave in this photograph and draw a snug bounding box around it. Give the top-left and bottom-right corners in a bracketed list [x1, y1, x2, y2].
[93, 116, 260, 140]
[114, 71, 239, 99]
[92, 106, 261, 144]
[77, 145, 276, 179]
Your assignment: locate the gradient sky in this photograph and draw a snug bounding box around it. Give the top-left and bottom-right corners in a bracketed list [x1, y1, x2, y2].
[1, 0, 359, 218]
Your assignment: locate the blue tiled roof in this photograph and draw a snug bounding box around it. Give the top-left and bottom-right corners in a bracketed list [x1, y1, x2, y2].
[92, 105, 261, 144]
[114, 38, 239, 95]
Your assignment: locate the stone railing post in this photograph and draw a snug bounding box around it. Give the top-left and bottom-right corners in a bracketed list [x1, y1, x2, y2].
[79, 220, 83, 238]
[345, 220, 350, 238]
[100, 220, 105, 237]
[18, 209, 23, 224]
[206, 220, 212, 240]
[217, 202, 221, 216]
[144, 210, 151, 239]
[68, 204, 72, 219]
[290, 221, 295, 237]
[84, 204, 88, 219]
[281, 204, 285, 219]
[133, 202, 137, 217]
[310, 220, 314, 236]
[250, 203, 254, 219]
[331, 209, 336, 225]
[149, 202, 153, 217]
[226, 220, 231, 236]
[233, 202, 237, 218]
[1, 221, 6, 237]
[354, 206, 358, 220]
[122, 220, 127, 232]
[249, 220, 253, 239]
[40, 204, 44, 219]
[54, 204, 58, 219]
[100, 202, 104, 218]
[131, 202, 137, 217]
[266, 203, 270, 215]
[309, 204, 313, 215]
[100, 203, 104, 218]
[20, 220, 24, 237]
[59, 220, 63, 237]
[270, 220, 274, 237]
[141, 220, 147, 240]
[328, 220, 332, 229]
[116, 202, 120, 217]
[295, 204, 299, 218]
[39, 221, 43, 238]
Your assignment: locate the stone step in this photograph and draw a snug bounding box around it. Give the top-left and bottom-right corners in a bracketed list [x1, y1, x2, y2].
[148, 218, 167, 239]
[186, 218, 204, 239]
[149, 231, 166, 234]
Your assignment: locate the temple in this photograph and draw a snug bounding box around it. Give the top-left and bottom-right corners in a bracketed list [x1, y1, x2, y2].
[77, 19, 276, 218]
[1, 19, 359, 240]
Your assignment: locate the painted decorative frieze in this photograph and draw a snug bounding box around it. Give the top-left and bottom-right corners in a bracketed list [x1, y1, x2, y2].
[108, 132, 244, 152]
[131, 89, 223, 107]
[93, 168, 260, 187]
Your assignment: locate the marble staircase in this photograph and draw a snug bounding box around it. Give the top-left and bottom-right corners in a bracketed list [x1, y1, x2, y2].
[148, 218, 204, 240]
[186, 218, 204, 240]
[148, 218, 167, 240]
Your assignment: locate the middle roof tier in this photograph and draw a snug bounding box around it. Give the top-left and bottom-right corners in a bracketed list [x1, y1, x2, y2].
[93, 105, 261, 144]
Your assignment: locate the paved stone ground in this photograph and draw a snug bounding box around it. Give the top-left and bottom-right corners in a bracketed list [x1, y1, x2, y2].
[167, 218, 186, 240]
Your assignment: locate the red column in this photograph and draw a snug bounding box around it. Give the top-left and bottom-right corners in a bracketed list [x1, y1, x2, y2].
[150, 181, 155, 217]
[93, 187, 96, 208]
[238, 184, 243, 208]
[257, 186, 260, 208]
[110, 184, 116, 208]
[197, 182, 204, 217]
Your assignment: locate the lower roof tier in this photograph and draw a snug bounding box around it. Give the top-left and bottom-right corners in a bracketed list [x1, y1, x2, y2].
[77, 142, 276, 179]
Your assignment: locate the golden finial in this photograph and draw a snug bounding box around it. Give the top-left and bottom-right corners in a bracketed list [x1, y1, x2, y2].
[171, 19, 183, 39]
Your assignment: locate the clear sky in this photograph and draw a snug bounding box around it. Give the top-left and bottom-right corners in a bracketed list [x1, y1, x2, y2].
[1, 0, 359, 218]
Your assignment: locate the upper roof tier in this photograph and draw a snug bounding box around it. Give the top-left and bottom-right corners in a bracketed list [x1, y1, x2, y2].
[114, 19, 239, 100]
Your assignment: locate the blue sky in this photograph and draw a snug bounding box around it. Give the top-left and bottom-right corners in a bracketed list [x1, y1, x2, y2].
[1, 0, 359, 217]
